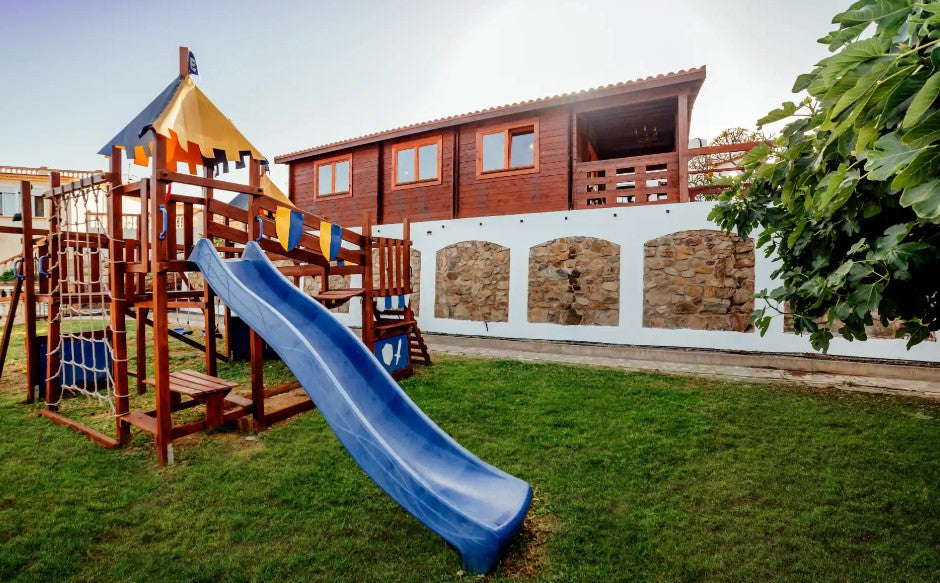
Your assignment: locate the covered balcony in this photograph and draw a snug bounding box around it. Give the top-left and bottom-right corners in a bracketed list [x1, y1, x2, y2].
[571, 99, 759, 209]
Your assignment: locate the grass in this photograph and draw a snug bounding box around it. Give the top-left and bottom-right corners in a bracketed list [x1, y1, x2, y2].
[1, 323, 939, 581]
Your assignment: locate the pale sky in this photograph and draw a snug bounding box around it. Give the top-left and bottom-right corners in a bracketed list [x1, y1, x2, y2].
[0, 0, 847, 189]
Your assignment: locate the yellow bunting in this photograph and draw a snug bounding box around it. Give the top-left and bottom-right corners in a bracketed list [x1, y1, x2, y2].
[275, 206, 297, 251]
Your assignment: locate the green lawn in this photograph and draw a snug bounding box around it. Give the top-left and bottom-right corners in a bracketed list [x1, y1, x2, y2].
[1, 323, 939, 582]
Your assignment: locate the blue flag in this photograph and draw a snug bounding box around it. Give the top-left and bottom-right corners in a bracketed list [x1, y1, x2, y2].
[188, 50, 199, 76]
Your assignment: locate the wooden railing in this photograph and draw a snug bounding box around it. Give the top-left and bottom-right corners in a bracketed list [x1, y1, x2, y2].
[572, 152, 679, 209]
[374, 228, 412, 297]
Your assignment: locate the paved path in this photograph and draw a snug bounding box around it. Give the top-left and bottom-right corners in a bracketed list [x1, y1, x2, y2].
[424, 335, 940, 401]
[164, 311, 939, 400]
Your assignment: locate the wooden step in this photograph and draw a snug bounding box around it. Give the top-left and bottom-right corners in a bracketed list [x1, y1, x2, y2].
[122, 411, 158, 435]
[374, 321, 412, 332]
[223, 393, 252, 408]
[314, 288, 364, 301]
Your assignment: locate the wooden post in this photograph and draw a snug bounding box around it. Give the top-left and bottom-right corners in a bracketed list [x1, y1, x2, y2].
[376, 143, 384, 226]
[361, 211, 374, 351]
[403, 218, 411, 294]
[247, 158, 264, 429]
[136, 306, 148, 394]
[201, 162, 217, 376]
[21, 181, 38, 403]
[566, 109, 575, 211]
[179, 46, 190, 79]
[0, 277, 22, 381]
[676, 89, 690, 203]
[107, 148, 131, 444]
[452, 131, 460, 218]
[150, 135, 173, 466]
[165, 200, 177, 261]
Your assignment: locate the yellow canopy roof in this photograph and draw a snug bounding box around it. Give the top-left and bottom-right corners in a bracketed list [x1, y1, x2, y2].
[154, 75, 265, 163]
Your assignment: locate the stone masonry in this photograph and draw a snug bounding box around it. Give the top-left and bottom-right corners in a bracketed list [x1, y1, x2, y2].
[643, 230, 754, 331]
[528, 237, 620, 326]
[435, 241, 509, 322]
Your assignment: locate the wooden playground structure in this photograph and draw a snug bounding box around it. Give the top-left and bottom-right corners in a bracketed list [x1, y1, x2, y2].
[1, 48, 429, 466]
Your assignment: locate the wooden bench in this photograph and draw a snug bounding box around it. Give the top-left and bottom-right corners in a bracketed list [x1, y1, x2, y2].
[144, 369, 240, 428]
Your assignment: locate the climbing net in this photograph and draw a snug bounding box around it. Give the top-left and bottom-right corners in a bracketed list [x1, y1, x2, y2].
[45, 181, 125, 413]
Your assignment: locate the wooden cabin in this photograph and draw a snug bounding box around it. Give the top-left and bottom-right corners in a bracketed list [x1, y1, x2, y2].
[276, 67, 706, 225]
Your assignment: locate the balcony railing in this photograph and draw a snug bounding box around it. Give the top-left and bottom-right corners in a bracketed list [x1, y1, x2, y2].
[573, 152, 679, 209]
[572, 141, 766, 209]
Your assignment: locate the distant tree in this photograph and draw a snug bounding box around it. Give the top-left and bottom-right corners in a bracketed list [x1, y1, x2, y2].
[689, 127, 772, 190]
[709, 0, 940, 351]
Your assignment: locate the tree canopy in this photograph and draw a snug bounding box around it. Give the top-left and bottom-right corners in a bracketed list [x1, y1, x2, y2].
[709, 0, 940, 351]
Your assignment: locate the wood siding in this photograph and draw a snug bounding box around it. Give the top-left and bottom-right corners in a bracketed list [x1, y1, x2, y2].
[457, 110, 568, 219]
[290, 145, 379, 226]
[286, 85, 695, 226]
[383, 130, 455, 224]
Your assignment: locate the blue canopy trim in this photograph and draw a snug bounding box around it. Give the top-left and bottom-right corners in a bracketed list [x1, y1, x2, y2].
[97, 77, 182, 157]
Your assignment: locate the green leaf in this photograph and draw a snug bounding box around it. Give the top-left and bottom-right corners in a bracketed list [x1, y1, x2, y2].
[830, 57, 893, 118]
[900, 109, 940, 147]
[818, 22, 869, 51]
[817, 37, 890, 86]
[854, 124, 880, 155]
[834, 0, 908, 26]
[881, 74, 927, 122]
[758, 102, 798, 126]
[890, 148, 940, 188]
[899, 180, 940, 219]
[740, 143, 772, 166]
[865, 132, 922, 180]
[849, 282, 883, 314]
[847, 238, 869, 255]
[884, 241, 933, 271]
[874, 222, 913, 255]
[827, 259, 855, 286]
[816, 166, 860, 215]
[902, 71, 940, 128]
[792, 73, 816, 93]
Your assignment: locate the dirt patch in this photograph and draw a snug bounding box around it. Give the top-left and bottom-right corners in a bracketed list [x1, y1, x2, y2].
[497, 487, 556, 580]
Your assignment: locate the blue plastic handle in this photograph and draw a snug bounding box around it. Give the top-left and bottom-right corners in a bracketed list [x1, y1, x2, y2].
[38, 255, 50, 278]
[13, 258, 24, 281]
[158, 205, 168, 241]
[255, 215, 263, 242]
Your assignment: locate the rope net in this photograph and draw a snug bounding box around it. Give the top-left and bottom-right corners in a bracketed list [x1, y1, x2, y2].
[45, 182, 125, 413]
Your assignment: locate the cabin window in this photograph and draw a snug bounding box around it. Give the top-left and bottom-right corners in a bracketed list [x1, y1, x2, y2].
[0, 192, 21, 216]
[392, 135, 443, 190]
[33, 194, 45, 218]
[476, 119, 539, 178]
[315, 154, 352, 198]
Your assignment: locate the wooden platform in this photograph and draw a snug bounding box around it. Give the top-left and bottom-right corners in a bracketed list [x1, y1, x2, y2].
[314, 288, 364, 309]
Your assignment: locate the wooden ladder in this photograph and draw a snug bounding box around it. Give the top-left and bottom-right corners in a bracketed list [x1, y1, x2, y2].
[409, 320, 431, 367]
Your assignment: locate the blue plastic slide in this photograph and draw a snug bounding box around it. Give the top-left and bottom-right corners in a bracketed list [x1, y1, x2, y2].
[189, 240, 532, 572]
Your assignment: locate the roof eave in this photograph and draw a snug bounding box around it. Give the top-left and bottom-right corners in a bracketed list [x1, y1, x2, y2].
[275, 66, 706, 164]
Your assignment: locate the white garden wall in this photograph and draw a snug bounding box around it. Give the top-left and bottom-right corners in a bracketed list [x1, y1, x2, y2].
[333, 202, 940, 364]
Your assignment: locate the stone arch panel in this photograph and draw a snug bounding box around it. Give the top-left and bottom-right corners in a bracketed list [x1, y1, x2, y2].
[528, 236, 620, 326]
[643, 229, 754, 331]
[435, 241, 509, 322]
